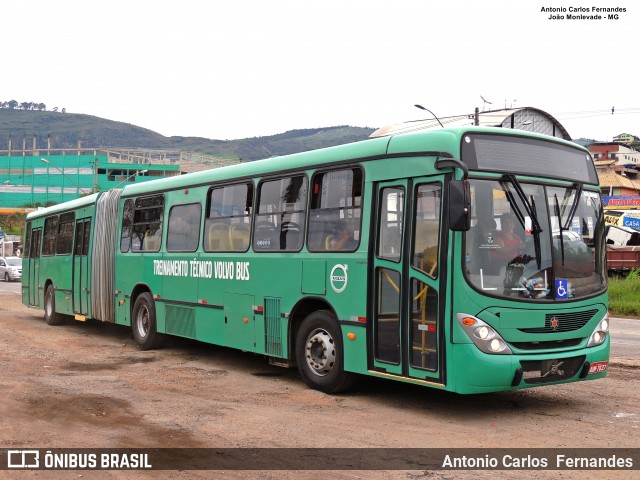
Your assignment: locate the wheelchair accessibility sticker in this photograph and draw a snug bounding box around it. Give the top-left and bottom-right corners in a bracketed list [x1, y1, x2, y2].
[555, 278, 568, 299]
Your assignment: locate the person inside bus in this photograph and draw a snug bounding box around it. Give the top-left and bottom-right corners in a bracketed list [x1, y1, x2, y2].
[492, 212, 525, 262]
[327, 221, 357, 251]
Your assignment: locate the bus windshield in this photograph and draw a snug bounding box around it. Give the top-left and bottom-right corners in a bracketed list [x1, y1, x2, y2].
[464, 178, 606, 300]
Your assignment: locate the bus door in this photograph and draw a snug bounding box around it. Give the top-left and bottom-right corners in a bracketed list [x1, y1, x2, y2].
[73, 218, 91, 316]
[372, 179, 445, 384]
[27, 227, 42, 307]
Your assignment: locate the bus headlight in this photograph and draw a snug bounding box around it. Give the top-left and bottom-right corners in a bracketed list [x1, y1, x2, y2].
[457, 313, 512, 355]
[475, 326, 490, 340]
[587, 312, 610, 347]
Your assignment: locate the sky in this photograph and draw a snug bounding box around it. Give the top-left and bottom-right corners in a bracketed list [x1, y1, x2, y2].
[4, 0, 638, 141]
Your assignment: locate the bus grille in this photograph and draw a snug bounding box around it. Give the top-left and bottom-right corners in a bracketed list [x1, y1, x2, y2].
[520, 355, 586, 384]
[264, 297, 282, 357]
[511, 338, 583, 351]
[518, 309, 598, 334]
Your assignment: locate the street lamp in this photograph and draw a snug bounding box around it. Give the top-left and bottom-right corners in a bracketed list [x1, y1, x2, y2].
[414, 104, 444, 127]
[112, 169, 148, 190]
[40, 158, 92, 195]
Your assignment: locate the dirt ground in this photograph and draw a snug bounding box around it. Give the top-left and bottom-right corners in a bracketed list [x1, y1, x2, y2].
[0, 290, 638, 480]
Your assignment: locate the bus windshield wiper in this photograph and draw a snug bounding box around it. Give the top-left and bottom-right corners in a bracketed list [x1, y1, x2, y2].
[562, 183, 583, 231]
[502, 173, 543, 268]
[529, 195, 542, 269]
[554, 193, 565, 266]
[502, 174, 543, 234]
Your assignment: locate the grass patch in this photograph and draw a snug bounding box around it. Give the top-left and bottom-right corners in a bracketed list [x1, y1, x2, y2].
[608, 269, 640, 317]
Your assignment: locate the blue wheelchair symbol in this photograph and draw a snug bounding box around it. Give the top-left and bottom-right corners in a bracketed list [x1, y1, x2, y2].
[556, 278, 568, 299]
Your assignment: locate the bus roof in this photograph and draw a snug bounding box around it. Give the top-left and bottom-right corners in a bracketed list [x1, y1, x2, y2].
[26, 192, 102, 220]
[26, 127, 591, 212]
[121, 126, 586, 197]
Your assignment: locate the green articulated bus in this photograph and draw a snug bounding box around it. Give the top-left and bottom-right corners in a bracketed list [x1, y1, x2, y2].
[21, 127, 609, 394]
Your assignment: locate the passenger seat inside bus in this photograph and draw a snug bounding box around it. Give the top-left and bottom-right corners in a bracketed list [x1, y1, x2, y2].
[280, 221, 301, 250]
[207, 223, 231, 251]
[229, 223, 250, 251]
[143, 235, 161, 251]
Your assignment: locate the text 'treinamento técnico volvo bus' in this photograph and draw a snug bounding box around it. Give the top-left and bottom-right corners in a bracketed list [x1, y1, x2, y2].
[21, 127, 609, 394]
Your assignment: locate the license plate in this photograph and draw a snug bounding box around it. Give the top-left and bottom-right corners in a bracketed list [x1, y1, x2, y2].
[588, 361, 608, 374]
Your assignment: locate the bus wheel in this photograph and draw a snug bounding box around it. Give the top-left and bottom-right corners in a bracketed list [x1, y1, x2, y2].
[295, 311, 356, 394]
[132, 292, 164, 350]
[44, 285, 63, 326]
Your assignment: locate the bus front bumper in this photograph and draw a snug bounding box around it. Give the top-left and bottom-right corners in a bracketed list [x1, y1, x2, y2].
[451, 340, 610, 394]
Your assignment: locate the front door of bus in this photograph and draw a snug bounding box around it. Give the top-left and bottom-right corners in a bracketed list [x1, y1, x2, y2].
[73, 218, 91, 316]
[28, 228, 42, 307]
[372, 179, 444, 384]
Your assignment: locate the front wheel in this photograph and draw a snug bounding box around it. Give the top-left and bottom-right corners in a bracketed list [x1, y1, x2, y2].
[131, 292, 165, 350]
[295, 310, 356, 393]
[44, 285, 63, 325]
[4, 273, 9, 282]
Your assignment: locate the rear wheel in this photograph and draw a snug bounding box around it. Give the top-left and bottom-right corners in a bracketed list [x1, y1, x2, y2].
[44, 285, 63, 325]
[295, 310, 356, 393]
[131, 292, 165, 350]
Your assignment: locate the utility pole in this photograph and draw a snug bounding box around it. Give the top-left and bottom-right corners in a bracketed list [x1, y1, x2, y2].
[474, 107, 480, 126]
[93, 157, 99, 193]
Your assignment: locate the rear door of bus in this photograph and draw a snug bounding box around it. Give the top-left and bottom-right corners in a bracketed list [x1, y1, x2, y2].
[26, 226, 42, 307]
[73, 218, 91, 316]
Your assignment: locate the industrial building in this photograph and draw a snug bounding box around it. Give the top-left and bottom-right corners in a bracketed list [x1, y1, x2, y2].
[0, 145, 237, 209]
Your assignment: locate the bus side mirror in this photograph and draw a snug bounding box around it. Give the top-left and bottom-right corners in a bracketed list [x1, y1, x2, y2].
[449, 180, 471, 231]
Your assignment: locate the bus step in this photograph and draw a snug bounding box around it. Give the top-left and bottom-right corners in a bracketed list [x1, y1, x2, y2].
[74, 314, 87, 322]
[269, 357, 294, 368]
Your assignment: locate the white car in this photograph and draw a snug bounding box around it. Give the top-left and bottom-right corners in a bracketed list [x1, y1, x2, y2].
[0, 256, 22, 282]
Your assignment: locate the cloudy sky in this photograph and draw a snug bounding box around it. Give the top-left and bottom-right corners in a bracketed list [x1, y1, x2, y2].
[5, 0, 637, 141]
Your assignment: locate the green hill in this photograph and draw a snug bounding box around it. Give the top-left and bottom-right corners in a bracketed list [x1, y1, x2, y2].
[0, 109, 376, 161]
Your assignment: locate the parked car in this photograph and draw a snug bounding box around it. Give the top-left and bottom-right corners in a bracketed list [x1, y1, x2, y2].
[0, 256, 22, 282]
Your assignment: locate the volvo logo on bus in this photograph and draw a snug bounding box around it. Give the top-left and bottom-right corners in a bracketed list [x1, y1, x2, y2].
[330, 264, 348, 293]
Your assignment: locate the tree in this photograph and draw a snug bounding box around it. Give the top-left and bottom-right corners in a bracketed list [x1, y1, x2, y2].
[7, 100, 18, 109]
[0, 211, 27, 236]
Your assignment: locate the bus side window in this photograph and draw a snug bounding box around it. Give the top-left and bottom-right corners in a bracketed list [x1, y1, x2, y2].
[120, 199, 134, 252]
[167, 203, 201, 252]
[56, 212, 75, 256]
[42, 215, 58, 256]
[204, 183, 253, 252]
[412, 183, 441, 277]
[131, 195, 164, 253]
[254, 176, 307, 252]
[308, 167, 362, 252]
[378, 187, 404, 261]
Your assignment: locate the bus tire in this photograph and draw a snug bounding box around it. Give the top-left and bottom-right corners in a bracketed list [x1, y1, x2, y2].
[295, 310, 356, 394]
[132, 292, 165, 350]
[44, 284, 63, 326]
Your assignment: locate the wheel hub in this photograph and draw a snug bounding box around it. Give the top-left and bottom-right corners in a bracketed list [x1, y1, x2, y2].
[136, 306, 150, 338]
[305, 329, 336, 376]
